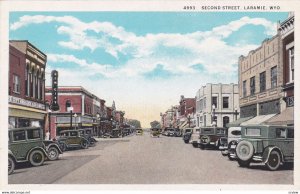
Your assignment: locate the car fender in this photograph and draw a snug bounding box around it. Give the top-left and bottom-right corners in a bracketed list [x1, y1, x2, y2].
[8, 150, 16, 162]
[26, 147, 48, 161]
[46, 143, 63, 154]
[262, 146, 283, 164]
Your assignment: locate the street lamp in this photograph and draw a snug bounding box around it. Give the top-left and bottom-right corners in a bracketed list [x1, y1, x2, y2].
[212, 104, 216, 127]
[74, 113, 78, 130]
[48, 109, 52, 140]
[68, 106, 74, 129]
[96, 113, 100, 137]
[187, 114, 191, 127]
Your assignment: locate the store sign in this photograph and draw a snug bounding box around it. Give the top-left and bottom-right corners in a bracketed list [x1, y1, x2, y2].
[51, 70, 60, 111]
[287, 96, 294, 107]
[9, 96, 45, 110]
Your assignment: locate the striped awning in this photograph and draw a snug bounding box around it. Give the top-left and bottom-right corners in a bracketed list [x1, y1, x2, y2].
[226, 116, 254, 127]
[240, 114, 277, 126]
[264, 107, 294, 125]
[9, 107, 45, 120]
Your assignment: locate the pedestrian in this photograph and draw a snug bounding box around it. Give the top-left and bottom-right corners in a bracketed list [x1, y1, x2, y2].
[45, 130, 50, 140]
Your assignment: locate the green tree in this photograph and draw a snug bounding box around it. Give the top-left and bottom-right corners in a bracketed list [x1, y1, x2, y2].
[127, 119, 141, 128]
[150, 120, 161, 128]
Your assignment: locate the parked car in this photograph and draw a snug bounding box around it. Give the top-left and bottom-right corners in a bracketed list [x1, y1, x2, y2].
[174, 128, 182, 137]
[226, 127, 242, 160]
[190, 127, 201, 148]
[199, 127, 227, 150]
[150, 128, 160, 137]
[111, 128, 122, 138]
[136, 128, 143, 135]
[182, 128, 193, 143]
[235, 125, 294, 171]
[78, 128, 97, 146]
[57, 130, 89, 151]
[43, 140, 63, 160]
[8, 127, 49, 175]
[218, 137, 228, 156]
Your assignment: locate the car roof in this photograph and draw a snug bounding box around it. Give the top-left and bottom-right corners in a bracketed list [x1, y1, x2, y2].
[9, 127, 41, 131]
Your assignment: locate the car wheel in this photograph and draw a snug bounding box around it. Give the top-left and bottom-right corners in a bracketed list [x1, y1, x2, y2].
[266, 150, 281, 171]
[228, 154, 235, 161]
[60, 143, 67, 151]
[81, 141, 89, 149]
[29, 150, 45, 167]
[47, 146, 59, 161]
[192, 143, 198, 148]
[237, 159, 250, 168]
[236, 140, 254, 161]
[8, 157, 15, 175]
[184, 140, 189, 144]
[199, 144, 205, 150]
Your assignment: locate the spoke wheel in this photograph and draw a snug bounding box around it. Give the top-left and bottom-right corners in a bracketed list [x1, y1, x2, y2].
[8, 157, 15, 175]
[266, 150, 281, 171]
[47, 147, 59, 161]
[29, 150, 45, 167]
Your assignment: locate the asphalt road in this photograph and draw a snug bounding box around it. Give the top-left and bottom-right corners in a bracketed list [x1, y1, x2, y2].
[8, 132, 293, 184]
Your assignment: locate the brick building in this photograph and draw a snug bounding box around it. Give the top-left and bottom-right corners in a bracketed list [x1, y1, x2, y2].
[196, 83, 239, 128]
[9, 40, 47, 130]
[45, 86, 95, 138]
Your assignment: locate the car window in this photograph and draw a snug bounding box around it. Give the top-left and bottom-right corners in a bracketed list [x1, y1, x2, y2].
[245, 128, 261, 136]
[231, 130, 241, 136]
[216, 128, 225, 134]
[86, 130, 91, 134]
[70, 131, 78, 136]
[186, 129, 192, 133]
[79, 131, 84, 135]
[287, 128, 294, 138]
[27, 129, 41, 139]
[276, 128, 286, 138]
[13, 130, 26, 141]
[201, 128, 213, 134]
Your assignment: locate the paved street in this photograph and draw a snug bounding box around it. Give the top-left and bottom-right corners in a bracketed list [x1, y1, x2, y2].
[9, 132, 293, 184]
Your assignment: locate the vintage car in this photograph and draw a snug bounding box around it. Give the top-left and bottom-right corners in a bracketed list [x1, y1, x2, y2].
[136, 128, 143, 135]
[8, 127, 49, 175]
[150, 128, 160, 137]
[226, 127, 242, 160]
[57, 130, 89, 151]
[78, 128, 97, 146]
[219, 137, 228, 156]
[190, 127, 201, 148]
[182, 128, 193, 143]
[174, 128, 182, 137]
[235, 125, 294, 171]
[199, 127, 227, 150]
[111, 128, 122, 138]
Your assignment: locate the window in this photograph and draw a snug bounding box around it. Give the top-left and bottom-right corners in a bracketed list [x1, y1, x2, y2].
[245, 128, 261, 136]
[212, 96, 218, 108]
[289, 47, 294, 82]
[250, 76, 255, 95]
[66, 100, 71, 112]
[203, 97, 206, 109]
[231, 130, 241, 136]
[13, 130, 26, 141]
[27, 129, 41, 139]
[25, 66, 29, 96]
[223, 116, 229, 128]
[243, 80, 247, 97]
[223, 97, 229, 108]
[271, 66, 277, 88]
[276, 128, 286, 138]
[216, 128, 225, 134]
[259, 71, 266, 92]
[70, 131, 78, 136]
[287, 128, 294, 138]
[13, 74, 20, 93]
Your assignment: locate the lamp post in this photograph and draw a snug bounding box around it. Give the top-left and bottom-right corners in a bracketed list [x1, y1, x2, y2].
[96, 113, 100, 137]
[68, 106, 73, 129]
[48, 109, 52, 140]
[187, 114, 191, 127]
[212, 104, 216, 127]
[74, 113, 78, 130]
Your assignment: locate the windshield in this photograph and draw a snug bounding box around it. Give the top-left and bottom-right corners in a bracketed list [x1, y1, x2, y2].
[201, 128, 214, 134]
[216, 128, 225, 134]
[185, 129, 192, 133]
[169, 129, 174, 132]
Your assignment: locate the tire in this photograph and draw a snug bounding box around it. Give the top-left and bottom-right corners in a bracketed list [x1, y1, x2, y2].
[266, 150, 281, 171]
[236, 140, 254, 161]
[47, 146, 60, 161]
[81, 141, 89, 149]
[192, 143, 198, 148]
[221, 150, 228, 156]
[184, 140, 189, 144]
[29, 150, 45, 167]
[238, 159, 250, 168]
[199, 144, 205, 150]
[60, 143, 67, 151]
[228, 154, 235, 161]
[8, 157, 15, 175]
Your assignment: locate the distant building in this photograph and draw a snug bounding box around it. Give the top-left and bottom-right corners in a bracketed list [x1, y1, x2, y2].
[177, 95, 196, 128]
[9, 40, 47, 130]
[196, 83, 239, 128]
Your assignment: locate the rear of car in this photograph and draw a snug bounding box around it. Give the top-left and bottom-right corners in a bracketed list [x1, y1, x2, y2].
[190, 128, 200, 147]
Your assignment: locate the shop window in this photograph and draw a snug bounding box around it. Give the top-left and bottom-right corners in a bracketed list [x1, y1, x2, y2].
[13, 74, 20, 93]
[223, 116, 229, 128]
[289, 47, 294, 82]
[243, 80, 247, 97]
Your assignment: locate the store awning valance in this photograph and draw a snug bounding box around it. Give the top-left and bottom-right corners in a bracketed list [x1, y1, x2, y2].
[240, 114, 277, 126]
[226, 116, 254, 128]
[264, 107, 294, 125]
[9, 108, 45, 120]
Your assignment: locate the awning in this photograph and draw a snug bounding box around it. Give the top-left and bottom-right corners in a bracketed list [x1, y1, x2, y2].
[264, 107, 294, 125]
[226, 116, 254, 127]
[9, 108, 45, 120]
[179, 121, 188, 129]
[240, 114, 277, 126]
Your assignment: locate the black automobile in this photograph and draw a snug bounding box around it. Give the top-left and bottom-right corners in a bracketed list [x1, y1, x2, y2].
[78, 128, 97, 146]
[182, 128, 193, 143]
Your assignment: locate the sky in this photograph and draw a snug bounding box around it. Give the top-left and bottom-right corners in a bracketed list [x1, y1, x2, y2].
[9, 12, 288, 127]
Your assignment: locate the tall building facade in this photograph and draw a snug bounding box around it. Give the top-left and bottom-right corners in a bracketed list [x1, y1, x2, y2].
[9, 40, 47, 129]
[196, 83, 239, 128]
[238, 34, 284, 119]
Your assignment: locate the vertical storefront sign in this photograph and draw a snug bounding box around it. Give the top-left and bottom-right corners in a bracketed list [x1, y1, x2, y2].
[51, 70, 59, 111]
